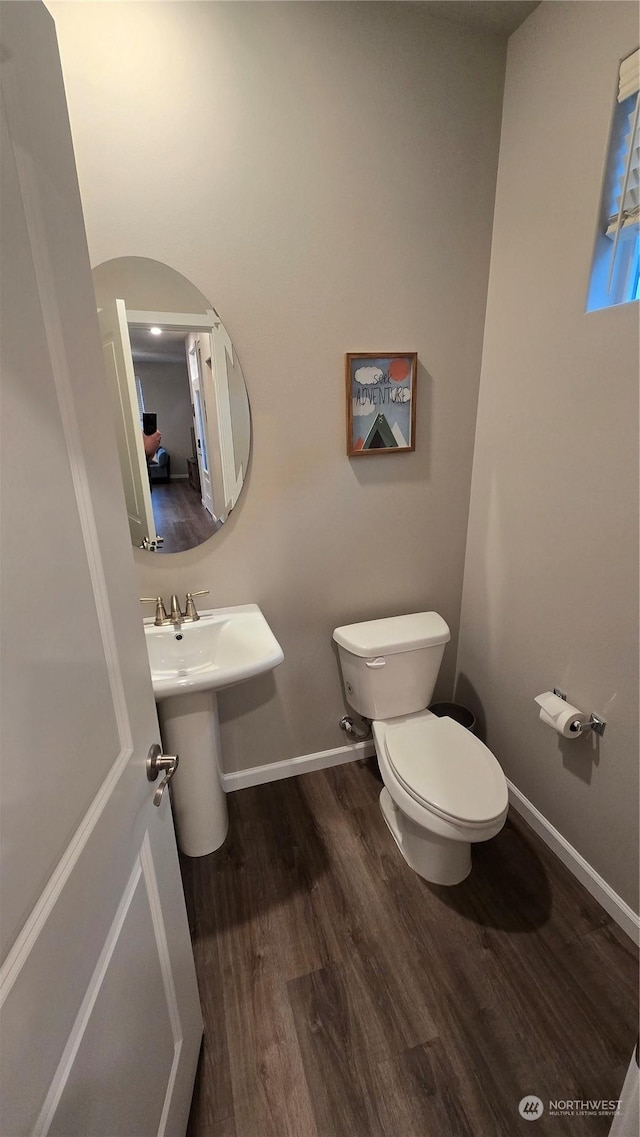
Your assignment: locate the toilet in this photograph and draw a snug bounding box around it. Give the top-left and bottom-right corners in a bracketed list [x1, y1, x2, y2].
[333, 612, 508, 885]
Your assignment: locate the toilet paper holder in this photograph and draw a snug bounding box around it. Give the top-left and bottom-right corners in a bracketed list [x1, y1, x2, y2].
[570, 712, 606, 737]
[553, 689, 606, 737]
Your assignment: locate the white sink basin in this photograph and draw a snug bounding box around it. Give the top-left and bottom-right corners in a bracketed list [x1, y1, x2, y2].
[144, 603, 284, 701]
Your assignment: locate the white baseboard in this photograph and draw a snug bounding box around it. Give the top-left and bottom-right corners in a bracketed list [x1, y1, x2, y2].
[222, 739, 374, 793]
[507, 779, 639, 946]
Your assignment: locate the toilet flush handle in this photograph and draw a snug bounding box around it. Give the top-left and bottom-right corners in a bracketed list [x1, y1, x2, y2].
[366, 657, 386, 669]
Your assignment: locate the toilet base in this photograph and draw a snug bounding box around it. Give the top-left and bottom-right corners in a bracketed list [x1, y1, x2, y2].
[379, 788, 471, 886]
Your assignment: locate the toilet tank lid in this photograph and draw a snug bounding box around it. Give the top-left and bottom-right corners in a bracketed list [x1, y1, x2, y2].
[333, 612, 450, 657]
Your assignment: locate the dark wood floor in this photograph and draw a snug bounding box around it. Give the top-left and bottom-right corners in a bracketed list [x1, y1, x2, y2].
[151, 480, 221, 553]
[180, 759, 638, 1137]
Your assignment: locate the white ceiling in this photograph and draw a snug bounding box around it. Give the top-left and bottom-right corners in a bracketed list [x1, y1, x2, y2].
[419, 1, 540, 37]
[129, 326, 188, 365]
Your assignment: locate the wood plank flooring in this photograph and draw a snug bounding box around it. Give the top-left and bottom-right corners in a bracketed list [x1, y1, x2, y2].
[180, 759, 638, 1137]
[151, 481, 221, 553]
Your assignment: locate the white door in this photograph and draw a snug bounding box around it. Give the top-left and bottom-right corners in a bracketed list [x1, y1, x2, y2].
[98, 299, 158, 550]
[210, 321, 245, 513]
[192, 330, 226, 522]
[0, 5, 203, 1136]
[186, 335, 215, 518]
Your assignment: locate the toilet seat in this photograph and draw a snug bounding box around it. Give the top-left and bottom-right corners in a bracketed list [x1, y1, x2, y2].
[383, 715, 508, 827]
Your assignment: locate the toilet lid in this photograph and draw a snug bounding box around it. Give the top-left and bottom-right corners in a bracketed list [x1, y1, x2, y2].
[384, 716, 508, 824]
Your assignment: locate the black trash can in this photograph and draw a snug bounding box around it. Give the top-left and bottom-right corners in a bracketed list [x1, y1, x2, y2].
[429, 702, 477, 734]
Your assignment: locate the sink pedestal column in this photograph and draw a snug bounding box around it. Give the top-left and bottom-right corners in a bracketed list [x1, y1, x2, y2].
[157, 690, 228, 857]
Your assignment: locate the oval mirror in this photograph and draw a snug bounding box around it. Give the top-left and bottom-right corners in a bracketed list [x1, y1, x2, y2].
[92, 257, 251, 554]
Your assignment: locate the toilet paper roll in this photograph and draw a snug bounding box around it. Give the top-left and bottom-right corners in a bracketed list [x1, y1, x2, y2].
[534, 691, 585, 738]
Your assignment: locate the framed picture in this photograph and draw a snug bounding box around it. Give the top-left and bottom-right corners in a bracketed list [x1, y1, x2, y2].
[345, 352, 417, 456]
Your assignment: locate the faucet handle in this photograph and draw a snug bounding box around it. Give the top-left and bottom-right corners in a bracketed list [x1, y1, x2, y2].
[184, 590, 209, 621]
[140, 597, 168, 626]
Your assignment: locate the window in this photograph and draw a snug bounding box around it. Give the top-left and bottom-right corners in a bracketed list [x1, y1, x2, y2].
[587, 48, 639, 311]
[135, 374, 145, 424]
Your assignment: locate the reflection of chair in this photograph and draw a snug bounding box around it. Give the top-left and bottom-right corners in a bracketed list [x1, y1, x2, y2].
[148, 446, 170, 484]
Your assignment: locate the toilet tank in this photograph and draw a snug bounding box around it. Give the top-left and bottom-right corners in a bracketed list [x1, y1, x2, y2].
[333, 612, 451, 721]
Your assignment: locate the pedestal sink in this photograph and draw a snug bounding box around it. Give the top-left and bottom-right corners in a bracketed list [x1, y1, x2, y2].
[144, 604, 284, 856]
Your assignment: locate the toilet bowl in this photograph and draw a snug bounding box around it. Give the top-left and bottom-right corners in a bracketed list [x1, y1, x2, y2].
[333, 612, 508, 885]
[374, 710, 508, 885]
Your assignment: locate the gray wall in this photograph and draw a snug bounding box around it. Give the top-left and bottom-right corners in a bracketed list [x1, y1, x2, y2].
[52, 1, 506, 773]
[456, 1, 639, 909]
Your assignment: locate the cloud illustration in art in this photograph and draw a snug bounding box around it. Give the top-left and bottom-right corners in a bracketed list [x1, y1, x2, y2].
[352, 398, 376, 417]
[354, 366, 383, 385]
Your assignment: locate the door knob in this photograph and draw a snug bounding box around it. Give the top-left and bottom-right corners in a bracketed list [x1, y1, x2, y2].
[146, 744, 179, 807]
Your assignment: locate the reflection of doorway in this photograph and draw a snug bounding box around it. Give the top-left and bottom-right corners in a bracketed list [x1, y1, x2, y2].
[128, 312, 222, 551]
[99, 299, 242, 552]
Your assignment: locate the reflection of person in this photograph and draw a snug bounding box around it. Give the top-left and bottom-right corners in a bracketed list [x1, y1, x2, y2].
[143, 430, 162, 461]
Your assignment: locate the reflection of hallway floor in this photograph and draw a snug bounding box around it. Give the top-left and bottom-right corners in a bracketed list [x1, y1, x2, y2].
[151, 480, 222, 553]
